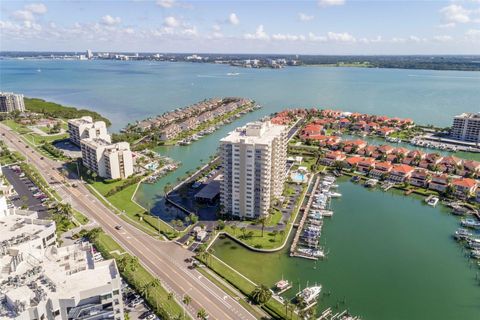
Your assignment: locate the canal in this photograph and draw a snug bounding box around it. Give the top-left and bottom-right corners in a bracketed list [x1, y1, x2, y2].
[211, 179, 480, 320]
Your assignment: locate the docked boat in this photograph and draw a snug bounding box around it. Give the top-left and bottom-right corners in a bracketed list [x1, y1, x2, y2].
[327, 191, 342, 198]
[364, 179, 378, 188]
[308, 219, 323, 226]
[461, 218, 480, 230]
[467, 239, 480, 250]
[320, 210, 334, 217]
[298, 248, 325, 258]
[351, 176, 361, 183]
[426, 197, 439, 207]
[307, 226, 321, 232]
[296, 285, 322, 304]
[454, 228, 473, 241]
[275, 279, 291, 291]
[470, 250, 480, 259]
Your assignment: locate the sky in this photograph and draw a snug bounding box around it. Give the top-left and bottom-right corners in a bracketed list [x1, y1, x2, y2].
[0, 0, 479, 54]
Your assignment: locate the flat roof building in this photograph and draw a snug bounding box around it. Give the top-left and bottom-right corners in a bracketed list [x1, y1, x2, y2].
[67, 116, 110, 146]
[0, 92, 25, 113]
[220, 121, 287, 219]
[81, 138, 134, 179]
[451, 113, 480, 144]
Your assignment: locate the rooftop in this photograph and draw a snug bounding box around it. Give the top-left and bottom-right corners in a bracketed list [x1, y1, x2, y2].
[221, 121, 286, 145]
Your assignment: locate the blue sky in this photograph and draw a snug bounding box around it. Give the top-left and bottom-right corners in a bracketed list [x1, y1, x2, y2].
[1, 0, 479, 54]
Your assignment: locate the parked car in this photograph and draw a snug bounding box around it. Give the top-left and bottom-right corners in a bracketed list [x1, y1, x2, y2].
[128, 297, 144, 308]
[139, 311, 153, 319]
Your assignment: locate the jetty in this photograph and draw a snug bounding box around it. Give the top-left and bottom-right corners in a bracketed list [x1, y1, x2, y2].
[318, 308, 362, 320]
[290, 175, 321, 260]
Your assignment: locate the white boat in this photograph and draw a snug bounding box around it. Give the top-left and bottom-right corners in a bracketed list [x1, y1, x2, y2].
[461, 218, 480, 230]
[275, 279, 290, 291]
[320, 210, 334, 217]
[296, 285, 322, 304]
[298, 248, 325, 258]
[426, 197, 439, 207]
[327, 192, 342, 198]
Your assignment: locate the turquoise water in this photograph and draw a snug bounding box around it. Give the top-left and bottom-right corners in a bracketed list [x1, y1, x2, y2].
[2, 59, 480, 212]
[2, 59, 480, 319]
[212, 180, 480, 320]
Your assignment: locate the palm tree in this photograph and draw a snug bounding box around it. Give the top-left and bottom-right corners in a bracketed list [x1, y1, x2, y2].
[231, 224, 237, 236]
[257, 216, 267, 237]
[149, 278, 161, 291]
[250, 284, 272, 305]
[279, 229, 286, 240]
[240, 226, 247, 238]
[139, 283, 150, 299]
[182, 295, 191, 319]
[196, 308, 208, 319]
[117, 256, 129, 272]
[130, 256, 140, 272]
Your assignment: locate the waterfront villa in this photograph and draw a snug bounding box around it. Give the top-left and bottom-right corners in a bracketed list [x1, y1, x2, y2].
[359, 145, 377, 157]
[419, 153, 443, 170]
[344, 156, 363, 169]
[438, 156, 463, 174]
[358, 157, 376, 173]
[461, 160, 480, 178]
[369, 161, 393, 180]
[389, 164, 414, 182]
[451, 178, 478, 198]
[377, 127, 396, 136]
[409, 168, 430, 187]
[428, 174, 450, 193]
[322, 151, 346, 166]
[372, 145, 394, 159]
[343, 139, 368, 153]
[301, 123, 324, 137]
[403, 150, 426, 165]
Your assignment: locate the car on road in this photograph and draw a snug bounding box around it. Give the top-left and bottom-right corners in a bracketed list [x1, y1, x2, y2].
[115, 225, 123, 230]
[139, 311, 154, 319]
[145, 314, 156, 320]
[128, 297, 144, 308]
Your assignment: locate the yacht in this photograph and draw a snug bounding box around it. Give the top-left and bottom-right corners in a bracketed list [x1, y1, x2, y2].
[320, 210, 334, 217]
[351, 176, 361, 183]
[454, 228, 472, 241]
[327, 191, 342, 198]
[461, 218, 480, 230]
[470, 250, 480, 259]
[298, 248, 325, 258]
[296, 285, 322, 304]
[426, 197, 439, 207]
[364, 179, 378, 188]
[275, 279, 290, 291]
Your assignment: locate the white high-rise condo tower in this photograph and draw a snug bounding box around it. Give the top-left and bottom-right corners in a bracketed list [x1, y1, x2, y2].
[220, 121, 287, 219]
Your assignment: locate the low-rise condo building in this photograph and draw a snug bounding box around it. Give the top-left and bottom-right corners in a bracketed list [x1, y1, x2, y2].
[409, 168, 430, 187]
[0, 92, 25, 113]
[428, 174, 450, 193]
[81, 138, 134, 179]
[451, 112, 480, 143]
[67, 116, 111, 146]
[451, 178, 478, 198]
[220, 121, 287, 219]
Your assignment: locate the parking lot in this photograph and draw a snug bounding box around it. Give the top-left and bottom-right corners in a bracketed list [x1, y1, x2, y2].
[2, 165, 50, 217]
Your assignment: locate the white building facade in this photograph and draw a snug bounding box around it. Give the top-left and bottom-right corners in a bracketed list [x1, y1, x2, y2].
[220, 121, 287, 219]
[81, 138, 134, 179]
[0, 92, 25, 113]
[67, 116, 110, 146]
[451, 112, 480, 143]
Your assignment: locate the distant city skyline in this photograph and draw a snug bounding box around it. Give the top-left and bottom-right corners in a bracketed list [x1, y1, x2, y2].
[1, 0, 480, 54]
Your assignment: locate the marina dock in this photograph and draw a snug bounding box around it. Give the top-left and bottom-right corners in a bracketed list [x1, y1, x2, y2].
[290, 175, 321, 260]
[318, 308, 362, 320]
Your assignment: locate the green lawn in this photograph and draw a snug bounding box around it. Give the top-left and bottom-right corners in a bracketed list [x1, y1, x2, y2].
[73, 210, 89, 225]
[2, 119, 32, 134]
[266, 208, 283, 227]
[97, 232, 126, 253]
[199, 255, 298, 320]
[222, 226, 285, 250]
[24, 132, 68, 145]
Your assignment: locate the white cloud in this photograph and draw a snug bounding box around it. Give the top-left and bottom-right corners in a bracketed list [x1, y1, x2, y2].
[318, 0, 345, 7]
[228, 13, 240, 25]
[439, 4, 471, 25]
[163, 16, 180, 28]
[101, 15, 121, 26]
[272, 33, 306, 41]
[244, 25, 269, 40]
[465, 28, 480, 40]
[408, 35, 422, 43]
[24, 3, 47, 14]
[308, 32, 327, 42]
[327, 31, 356, 42]
[12, 10, 35, 22]
[298, 13, 314, 22]
[212, 24, 221, 32]
[433, 35, 453, 42]
[157, 0, 176, 8]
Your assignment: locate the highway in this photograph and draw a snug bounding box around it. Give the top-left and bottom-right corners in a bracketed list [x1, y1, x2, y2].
[0, 123, 257, 320]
